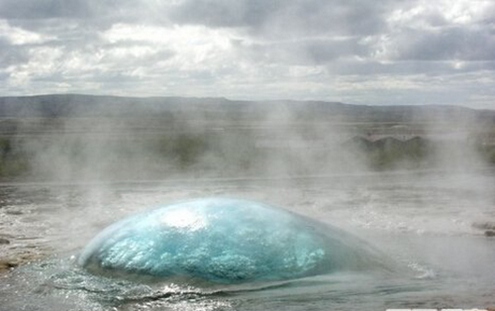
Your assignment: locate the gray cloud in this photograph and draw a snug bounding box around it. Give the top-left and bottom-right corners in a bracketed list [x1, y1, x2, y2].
[0, 39, 29, 68]
[232, 37, 369, 66]
[0, 0, 494, 107]
[393, 27, 495, 61]
[0, 0, 95, 19]
[0, 0, 173, 29]
[169, 0, 394, 38]
[170, 0, 273, 28]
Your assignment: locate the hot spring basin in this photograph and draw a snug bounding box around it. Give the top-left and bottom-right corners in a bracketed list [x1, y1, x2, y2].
[79, 198, 384, 283]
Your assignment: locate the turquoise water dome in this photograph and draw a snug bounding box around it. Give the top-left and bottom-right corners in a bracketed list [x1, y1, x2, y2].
[79, 198, 384, 283]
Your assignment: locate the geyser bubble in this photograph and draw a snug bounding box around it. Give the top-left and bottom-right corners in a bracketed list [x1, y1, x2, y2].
[79, 198, 386, 283]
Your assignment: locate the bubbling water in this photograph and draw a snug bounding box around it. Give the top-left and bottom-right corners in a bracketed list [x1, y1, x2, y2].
[78, 198, 393, 283]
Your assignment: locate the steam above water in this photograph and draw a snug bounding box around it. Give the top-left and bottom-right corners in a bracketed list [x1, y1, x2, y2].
[0, 96, 494, 310]
[0, 94, 493, 256]
[0, 95, 493, 182]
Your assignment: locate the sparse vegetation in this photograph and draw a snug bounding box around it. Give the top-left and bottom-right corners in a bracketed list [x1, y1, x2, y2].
[0, 137, 30, 178]
[0, 95, 494, 180]
[152, 133, 211, 169]
[346, 136, 434, 170]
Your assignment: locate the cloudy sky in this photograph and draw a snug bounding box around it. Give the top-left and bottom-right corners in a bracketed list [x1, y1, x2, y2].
[0, 0, 494, 107]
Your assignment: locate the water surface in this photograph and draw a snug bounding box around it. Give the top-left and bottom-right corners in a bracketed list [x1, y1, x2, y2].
[1, 170, 495, 310]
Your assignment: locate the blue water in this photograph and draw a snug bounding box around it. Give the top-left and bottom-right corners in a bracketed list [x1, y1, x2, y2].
[1, 171, 495, 310]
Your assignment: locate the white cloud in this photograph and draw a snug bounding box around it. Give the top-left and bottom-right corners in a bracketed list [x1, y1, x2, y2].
[388, 0, 493, 28]
[7, 46, 63, 85]
[0, 20, 53, 45]
[100, 23, 236, 71]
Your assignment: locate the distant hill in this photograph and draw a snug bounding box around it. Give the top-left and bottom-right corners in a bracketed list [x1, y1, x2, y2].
[0, 94, 493, 124]
[0, 94, 493, 179]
